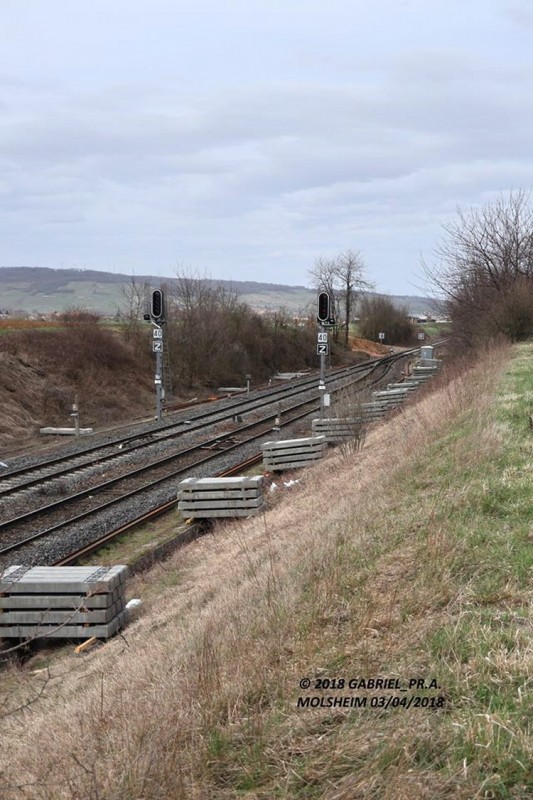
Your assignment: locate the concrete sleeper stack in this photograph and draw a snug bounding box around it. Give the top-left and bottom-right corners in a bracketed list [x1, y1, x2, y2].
[0, 565, 128, 640]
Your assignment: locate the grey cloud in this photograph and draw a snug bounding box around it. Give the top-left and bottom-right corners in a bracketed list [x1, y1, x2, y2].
[2, 29, 533, 292]
[3, 50, 531, 169]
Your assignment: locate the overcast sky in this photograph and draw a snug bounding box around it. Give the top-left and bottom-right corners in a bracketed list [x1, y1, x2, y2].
[2, 1, 533, 294]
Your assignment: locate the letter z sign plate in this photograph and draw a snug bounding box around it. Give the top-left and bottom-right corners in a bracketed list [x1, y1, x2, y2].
[317, 343, 328, 355]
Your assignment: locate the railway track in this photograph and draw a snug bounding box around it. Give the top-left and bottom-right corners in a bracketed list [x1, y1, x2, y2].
[0, 352, 410, 510]
[0, 349, 418, 568]
[54, 455, 263, 567]
[0, 362, 369, 496]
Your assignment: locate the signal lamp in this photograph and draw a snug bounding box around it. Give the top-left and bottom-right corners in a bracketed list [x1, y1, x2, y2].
[317, 291, 330, 323]
[151, 289, 164, 320]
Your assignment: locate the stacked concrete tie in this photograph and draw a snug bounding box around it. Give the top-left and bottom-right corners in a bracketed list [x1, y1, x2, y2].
[311, 349, 442, 443]
[178, 476, 265, 518]
[0, 565, 128, 640]
[262, 435, 327, 471]
[311, 418, 366, 442]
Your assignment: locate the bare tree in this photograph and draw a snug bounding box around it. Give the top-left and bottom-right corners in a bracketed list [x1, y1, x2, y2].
[309, 250, 372, 345]
[117, 274, 150, 324]
[424, 189, 533, 346]
[116, 275, 151, 355]
[334, 250, 373, 346]
[308, 256, 339, 323]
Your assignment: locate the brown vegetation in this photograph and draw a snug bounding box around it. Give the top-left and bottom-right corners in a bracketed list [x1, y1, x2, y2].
[358, 295, 415, 345]
[0, 301, 365, 450]
[164, 275, 319, 389]
[348, 335, 391, 357]
[0, 319, 63, 331]
[427, 189, 533, 348]
[0, 312, 154, 448]
[2, 343, 530, 799]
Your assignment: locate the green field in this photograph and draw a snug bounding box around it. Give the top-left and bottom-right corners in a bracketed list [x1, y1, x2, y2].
[0, 267, 438, 316]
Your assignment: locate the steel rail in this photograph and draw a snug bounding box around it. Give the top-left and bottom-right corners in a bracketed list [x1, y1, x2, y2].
[0, 357, 394, 534]
[0, 351, 410, 561]
[0, 398, 344, 558]
[52, 357, 412, 567]
[0, 349, 415, 507]
[53, 456, 264, 566]
[49, 344, 448, 568]
[0, 354, 403, 496]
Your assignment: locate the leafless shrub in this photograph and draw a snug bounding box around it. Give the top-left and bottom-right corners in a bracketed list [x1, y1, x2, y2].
[329, 385, 369, 457]
[424, 189, 533, 349]
[358, 295, 415, 345]
[165, 268, 316, 389]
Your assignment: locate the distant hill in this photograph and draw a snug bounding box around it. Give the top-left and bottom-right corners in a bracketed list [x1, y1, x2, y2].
[0, 267, 439, 316]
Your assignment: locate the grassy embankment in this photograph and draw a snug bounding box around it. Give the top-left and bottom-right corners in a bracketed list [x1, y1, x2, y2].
[0, 343, 531, 799]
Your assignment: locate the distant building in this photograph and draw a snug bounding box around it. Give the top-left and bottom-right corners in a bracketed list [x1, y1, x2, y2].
[408, 312, 436, 324]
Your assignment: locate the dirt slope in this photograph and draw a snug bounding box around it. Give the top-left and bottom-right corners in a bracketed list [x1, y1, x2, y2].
[0, 329, 154, 453]
[348, 335, 392, 356]
[0, 328, 393, 454]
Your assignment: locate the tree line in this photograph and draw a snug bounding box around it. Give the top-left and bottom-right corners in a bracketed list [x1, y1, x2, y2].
[307, 249, 416, 346]
[119, 273, 319, 390]
[123, 186, 533, 395]
[425, 189, 533, 348]
[309, 189, 533, 353]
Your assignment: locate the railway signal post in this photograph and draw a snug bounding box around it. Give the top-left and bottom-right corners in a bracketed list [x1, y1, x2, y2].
[317, 291, 334, 418]
[150, 289, 165, 422]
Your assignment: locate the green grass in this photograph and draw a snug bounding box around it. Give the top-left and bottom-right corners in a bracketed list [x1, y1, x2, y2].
[76, 517, 179, 567]
[196, 343, 533, 798]
[2, 344, 531, 800]
[418, 321, 450, 338]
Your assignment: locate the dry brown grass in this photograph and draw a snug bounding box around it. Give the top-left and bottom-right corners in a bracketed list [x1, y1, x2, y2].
[0, 325, 154, 449]
[0, 320, 63, 331]
[1, 342, 530, 799]
[347, 335, 391, 356]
